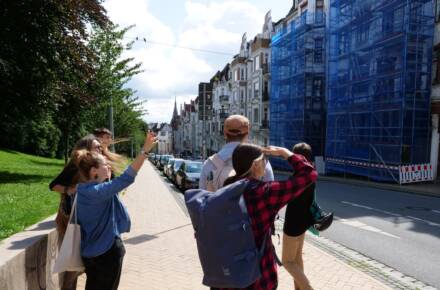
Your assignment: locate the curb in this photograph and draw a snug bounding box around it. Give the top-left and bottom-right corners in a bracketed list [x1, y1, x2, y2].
[273, 170, 440, 198]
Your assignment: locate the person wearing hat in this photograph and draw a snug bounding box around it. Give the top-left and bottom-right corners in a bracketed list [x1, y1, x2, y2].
[199, 115, 274, 191]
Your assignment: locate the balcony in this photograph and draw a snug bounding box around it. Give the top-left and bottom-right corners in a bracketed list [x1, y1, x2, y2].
[261, 119, 269, 129]
[219, 95, 229, 103]
[219, 110, 229, 120]
[262, 63, 270, 75]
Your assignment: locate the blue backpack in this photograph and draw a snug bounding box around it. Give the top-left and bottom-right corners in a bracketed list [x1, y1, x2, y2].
[185, 179, 269, 288]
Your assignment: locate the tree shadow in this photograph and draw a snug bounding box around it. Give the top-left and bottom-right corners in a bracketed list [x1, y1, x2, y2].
[8, 234, 46, 250]
[30, 220, 56, 231]
[0, 148, 20, 155]
[0, 171, 47, 184]
[29, 159, 64, 168]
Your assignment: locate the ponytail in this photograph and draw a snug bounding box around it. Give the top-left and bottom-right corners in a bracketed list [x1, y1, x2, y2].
[71, 149, 104, 182]
[223, 175, 242, 187]
[222, 143, 263, 187]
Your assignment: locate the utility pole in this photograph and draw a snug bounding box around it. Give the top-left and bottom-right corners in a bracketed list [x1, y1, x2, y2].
[202, 84, 206, 160]
[109, 95, 115, 152]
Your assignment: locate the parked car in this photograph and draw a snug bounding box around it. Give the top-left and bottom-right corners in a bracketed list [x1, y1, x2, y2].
[175, 160, 203, 191]
[158, 155, 174, 170]
[164, 158, 176, 178]
[148, 153, 156, 163]
[153, 154, 162, 166]
[169, 158, 184, 183]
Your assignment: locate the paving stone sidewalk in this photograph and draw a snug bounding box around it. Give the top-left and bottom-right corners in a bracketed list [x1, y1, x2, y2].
[78, 162, 392, 290]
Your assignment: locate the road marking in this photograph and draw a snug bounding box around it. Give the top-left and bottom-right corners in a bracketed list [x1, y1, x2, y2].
[432, 209, 440, 215]
[341, 201, 440, 228]
[341, 201, 400, 217]
[338, 218, 400, 239]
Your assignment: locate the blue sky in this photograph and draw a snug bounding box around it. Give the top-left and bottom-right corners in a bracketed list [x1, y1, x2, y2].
[104, 0, 293, 123]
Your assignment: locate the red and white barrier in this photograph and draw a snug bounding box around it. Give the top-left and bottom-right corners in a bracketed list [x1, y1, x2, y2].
[326, 157, 434, 184]
[399, 164, 434, 184]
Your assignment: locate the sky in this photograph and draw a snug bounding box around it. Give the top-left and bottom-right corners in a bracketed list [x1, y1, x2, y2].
[103, 0, 293, 124]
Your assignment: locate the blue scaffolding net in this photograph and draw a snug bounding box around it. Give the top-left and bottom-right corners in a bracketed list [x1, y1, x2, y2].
[326, 0, 434, 182]
[270, 11, 327, 170]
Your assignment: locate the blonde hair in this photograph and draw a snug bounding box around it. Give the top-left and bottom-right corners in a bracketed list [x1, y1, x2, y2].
[71, 150, 105, 182]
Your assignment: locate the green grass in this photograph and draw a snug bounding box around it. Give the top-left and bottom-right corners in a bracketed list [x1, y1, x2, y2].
[0, 149, 65, 240]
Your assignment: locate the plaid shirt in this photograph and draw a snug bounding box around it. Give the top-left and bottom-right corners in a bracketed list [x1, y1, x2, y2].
[219, 153, 317, 290]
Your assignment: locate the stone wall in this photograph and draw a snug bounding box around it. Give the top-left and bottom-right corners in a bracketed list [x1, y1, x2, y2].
[0, 216, 65, 290]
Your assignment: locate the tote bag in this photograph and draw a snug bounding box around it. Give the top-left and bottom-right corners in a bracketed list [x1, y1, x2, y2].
[53, 194, 84, 273]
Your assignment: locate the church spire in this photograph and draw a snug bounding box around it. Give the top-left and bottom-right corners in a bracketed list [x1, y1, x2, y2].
[172, 96, 178, 118]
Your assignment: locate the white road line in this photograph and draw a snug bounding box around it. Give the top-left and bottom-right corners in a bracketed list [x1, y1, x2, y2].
[338, 218, 400, 239]
[432, 209, 440, 215]
[341, 201, 440, 229]
[341, 201, 400, 217]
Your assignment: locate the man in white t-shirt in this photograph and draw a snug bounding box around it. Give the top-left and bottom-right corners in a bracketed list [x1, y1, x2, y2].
[199, 115, 274, 191]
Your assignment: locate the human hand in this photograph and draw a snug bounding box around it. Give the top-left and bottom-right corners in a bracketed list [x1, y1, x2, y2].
[262, 146, 293, 159]
[143, 131, 158, 153]
[67, 185, 77, 195]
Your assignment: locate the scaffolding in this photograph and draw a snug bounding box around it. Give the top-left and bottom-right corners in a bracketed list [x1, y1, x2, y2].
[270, 11, 327, 170]
[326, 0, 435, 181]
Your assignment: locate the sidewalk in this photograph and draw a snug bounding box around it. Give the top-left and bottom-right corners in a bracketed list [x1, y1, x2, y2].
[77, 163, 392, 290]
[275, 171, 440, 198]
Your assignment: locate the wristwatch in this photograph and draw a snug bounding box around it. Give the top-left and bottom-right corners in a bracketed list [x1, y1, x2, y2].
[140, 149, 149, 157]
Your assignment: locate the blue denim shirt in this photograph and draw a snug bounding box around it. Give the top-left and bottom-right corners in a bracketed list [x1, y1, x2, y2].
[77, 166, 136, 258]
[199, 142, 274, 190]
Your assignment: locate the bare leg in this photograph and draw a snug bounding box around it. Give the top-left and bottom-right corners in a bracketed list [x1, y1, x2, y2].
[282, 233, 313, 290]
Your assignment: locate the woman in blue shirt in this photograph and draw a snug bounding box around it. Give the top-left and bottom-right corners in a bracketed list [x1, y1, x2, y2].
[73, 131, 157, 290]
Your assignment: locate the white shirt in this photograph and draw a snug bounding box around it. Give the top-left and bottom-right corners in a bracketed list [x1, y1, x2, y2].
[199, 142, 274, 190]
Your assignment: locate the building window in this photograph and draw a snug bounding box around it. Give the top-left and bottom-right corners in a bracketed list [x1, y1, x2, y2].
[254, 81, 259, 98]
[316, 0, 324, 8]
[240, 68, 244, 80]
[434, 46, 440, 84]
[253, 108, 259, 123]
[234, 70, 239, 81]
[436, 0, 440, 22]
[314, 38, 323, 63]
[254, 55, 260, 71]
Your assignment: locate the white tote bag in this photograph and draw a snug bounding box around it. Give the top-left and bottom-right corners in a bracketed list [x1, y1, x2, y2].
[53, 194, 84, 273]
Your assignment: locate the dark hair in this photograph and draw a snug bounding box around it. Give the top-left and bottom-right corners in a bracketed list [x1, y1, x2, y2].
[293, 142, 312, 161]
[223, 143, 263, 186]
[72, 134, 100, 154]
[93, 128, 112, 137]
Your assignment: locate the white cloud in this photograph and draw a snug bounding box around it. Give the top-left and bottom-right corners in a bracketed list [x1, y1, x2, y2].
[104, 0, 266, 123]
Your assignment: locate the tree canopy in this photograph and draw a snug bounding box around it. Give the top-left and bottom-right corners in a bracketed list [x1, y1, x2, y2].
[0, 1, 147, 159]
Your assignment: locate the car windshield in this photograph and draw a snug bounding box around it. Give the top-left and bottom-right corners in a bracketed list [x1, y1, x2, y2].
[185, 162, 202, 173]
[162, 155, 173, 162]
[174, 160, 183, 170]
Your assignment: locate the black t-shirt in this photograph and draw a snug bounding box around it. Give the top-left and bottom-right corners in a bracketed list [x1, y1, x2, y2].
[49, 161, 78, 190]
[283, 183, 315, 237]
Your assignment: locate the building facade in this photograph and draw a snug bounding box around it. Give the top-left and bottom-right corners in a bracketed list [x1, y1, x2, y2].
[270, 0, 327, 170]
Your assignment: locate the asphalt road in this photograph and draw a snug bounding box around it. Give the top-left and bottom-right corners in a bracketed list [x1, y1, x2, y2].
[275, 176, 440, 288]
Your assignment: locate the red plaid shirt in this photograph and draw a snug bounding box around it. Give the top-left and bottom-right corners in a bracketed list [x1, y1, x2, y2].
[219, 153, 317, 290]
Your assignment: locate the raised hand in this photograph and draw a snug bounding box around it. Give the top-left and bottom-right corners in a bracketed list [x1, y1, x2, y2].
[262, 146, 293, 159]
[143, 131, 158, 153]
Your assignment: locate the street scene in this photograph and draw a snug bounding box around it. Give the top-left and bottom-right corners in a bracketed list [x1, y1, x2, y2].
[1, 0, 440, 290]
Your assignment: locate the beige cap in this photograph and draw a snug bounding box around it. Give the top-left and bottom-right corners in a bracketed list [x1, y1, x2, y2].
[224, 115, 249, 136]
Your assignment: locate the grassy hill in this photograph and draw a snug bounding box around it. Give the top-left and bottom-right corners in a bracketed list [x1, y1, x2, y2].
[0, 149, 64, 240]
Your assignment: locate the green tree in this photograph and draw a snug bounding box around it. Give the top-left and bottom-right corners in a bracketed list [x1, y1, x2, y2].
[81, 24, 147, 157]
[0, 0, 109, 157]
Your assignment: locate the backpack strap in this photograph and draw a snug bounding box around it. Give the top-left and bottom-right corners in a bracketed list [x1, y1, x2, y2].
[259, 229, 283, 266]
[209, 153, 226, 169]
